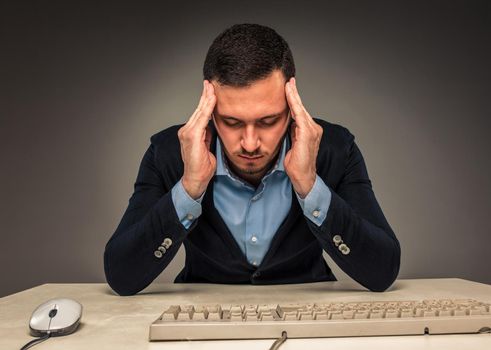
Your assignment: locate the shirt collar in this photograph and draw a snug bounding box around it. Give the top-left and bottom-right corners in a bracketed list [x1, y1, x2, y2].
[215, 135, 289, 178]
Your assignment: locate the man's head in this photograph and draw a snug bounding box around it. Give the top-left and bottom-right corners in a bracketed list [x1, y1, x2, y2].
[203, 23, 296, 184]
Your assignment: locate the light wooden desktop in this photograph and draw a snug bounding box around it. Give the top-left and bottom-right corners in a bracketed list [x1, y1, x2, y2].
[1, 278, 490, 349]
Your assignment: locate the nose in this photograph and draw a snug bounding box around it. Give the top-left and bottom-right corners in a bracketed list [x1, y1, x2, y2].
[240, 125, 260, 153]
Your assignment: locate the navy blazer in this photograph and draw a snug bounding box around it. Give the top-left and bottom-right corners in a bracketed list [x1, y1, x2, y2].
[104, 118, 401, 296]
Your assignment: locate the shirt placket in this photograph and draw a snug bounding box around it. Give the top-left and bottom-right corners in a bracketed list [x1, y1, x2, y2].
[244, 175, 273, 267]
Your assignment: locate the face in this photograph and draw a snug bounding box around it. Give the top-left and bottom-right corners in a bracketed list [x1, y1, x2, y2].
[211, 69, 291, 183]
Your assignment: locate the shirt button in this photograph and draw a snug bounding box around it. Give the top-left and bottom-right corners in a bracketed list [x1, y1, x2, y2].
[251, 195, 259, 201]
[251, 236, 258, 243]
[186, 213, 194, 220]
[154, 250, 163, 258]
[252, 261, 257, 266]
[312, 210, 321, 218]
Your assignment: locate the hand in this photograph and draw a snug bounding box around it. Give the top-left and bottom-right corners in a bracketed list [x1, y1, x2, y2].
[177, 80, 217, 199]
[284, 77, 323, 198]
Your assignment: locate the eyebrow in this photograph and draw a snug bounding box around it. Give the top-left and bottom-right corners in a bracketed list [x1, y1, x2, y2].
[216, 108, 287, 121]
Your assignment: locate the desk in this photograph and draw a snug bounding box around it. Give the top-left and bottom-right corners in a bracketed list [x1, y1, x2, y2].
[1, 278, 490, 349]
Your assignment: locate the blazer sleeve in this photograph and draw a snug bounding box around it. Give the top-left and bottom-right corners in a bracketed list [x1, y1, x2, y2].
[103, 142, 198, 296]
[306, 128, 401, 292]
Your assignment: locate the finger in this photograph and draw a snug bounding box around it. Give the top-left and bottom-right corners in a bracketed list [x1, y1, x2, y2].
[291, 77, 303, 104]
[288, 79, 316, 129]
[285, 80, 307, 126]
[197, 80, 208, 107]
[188, 81, 215, 128]
[188, 80, 211, 124]
[290, 78, 310, 119]
[194, 85, 216, 129]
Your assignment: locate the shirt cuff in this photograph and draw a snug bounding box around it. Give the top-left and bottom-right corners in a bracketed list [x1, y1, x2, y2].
[294, 174, 331, 226]
[171, 179, 204, 229]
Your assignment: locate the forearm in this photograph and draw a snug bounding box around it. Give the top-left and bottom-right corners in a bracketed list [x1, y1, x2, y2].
[307, 188, 400, 292]
[103, 191, 196, 296]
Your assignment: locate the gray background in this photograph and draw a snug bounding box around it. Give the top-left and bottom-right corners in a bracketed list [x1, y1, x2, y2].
[1, 0, 490, 297]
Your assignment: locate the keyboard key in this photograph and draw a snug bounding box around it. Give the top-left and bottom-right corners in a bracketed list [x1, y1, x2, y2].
[207, 312, 221, 321]
[354, 310, 369, 319]
[162, 305, 180, 321]
[385, 309, 399, 318]
[454, 308, 467, 316]
[400, 308, 414, 318]
[193, 312, 207, 321]
[314, 311, 329, 320]
[221, 310, 231, 321]
[369, 309, 384, 318]
[231, 305, 243, 313]
[342, 310, 355, 319]
[329, 311, 343, 320]
[283, 312, 297, 321]
[298, 311, 313, 320]
[230, 312, 243, 321]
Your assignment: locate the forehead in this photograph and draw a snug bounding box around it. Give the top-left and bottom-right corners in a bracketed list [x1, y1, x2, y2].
[212, 70, 287, 120]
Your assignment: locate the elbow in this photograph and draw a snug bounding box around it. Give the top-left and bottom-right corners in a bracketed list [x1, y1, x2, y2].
[368, 279, 396, 293]
[367, 268, 399, 292]
[103, 247, 139, 296]
[108, 282, 138, 296]
[112, 287, 138, 297]
[368, 237, 401, 292]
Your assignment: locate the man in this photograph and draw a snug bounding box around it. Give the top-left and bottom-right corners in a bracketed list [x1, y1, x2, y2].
[104, 23, 401, 296]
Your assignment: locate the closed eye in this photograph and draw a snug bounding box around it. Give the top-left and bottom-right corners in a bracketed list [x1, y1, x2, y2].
[259, 117, 280, 126]
[223, 119, 242, 127]
[220, 115, 282, 127]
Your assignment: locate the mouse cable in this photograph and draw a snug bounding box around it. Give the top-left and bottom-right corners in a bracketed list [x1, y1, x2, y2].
[20, 333, 51, 350]
[269, 331, 288, 350]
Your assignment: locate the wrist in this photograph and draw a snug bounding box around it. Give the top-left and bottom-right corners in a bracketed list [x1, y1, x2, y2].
[290, 173, 316, 199]
[181, 177, 208, 200]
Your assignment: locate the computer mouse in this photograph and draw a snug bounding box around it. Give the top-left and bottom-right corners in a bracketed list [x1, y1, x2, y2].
[29, 298, 83, 337]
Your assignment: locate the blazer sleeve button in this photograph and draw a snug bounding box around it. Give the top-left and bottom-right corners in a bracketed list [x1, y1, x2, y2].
[333, 235, 343, 246]
[162, 238, 173, 249]
[338, 243, 350, 255]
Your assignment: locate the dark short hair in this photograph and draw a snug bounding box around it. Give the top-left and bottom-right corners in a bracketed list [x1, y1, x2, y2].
[203, 23, 295, 87]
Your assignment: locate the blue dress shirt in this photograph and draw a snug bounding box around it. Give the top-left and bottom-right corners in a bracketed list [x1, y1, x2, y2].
[171, 135, 332, 266]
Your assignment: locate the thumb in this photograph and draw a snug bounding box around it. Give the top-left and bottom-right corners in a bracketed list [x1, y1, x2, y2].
[284, 150, 291, 168]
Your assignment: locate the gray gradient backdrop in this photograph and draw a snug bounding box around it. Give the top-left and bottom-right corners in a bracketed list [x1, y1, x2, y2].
[1, 0, 490, 297]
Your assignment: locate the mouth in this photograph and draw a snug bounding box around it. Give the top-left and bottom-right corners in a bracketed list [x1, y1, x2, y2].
[238, 155, 263, 161]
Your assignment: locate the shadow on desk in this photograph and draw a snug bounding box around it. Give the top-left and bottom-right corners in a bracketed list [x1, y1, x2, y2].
[102, 280, 402, 297]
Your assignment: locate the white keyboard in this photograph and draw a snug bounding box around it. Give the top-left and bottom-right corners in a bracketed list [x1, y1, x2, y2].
[149, 298, 491, 340]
